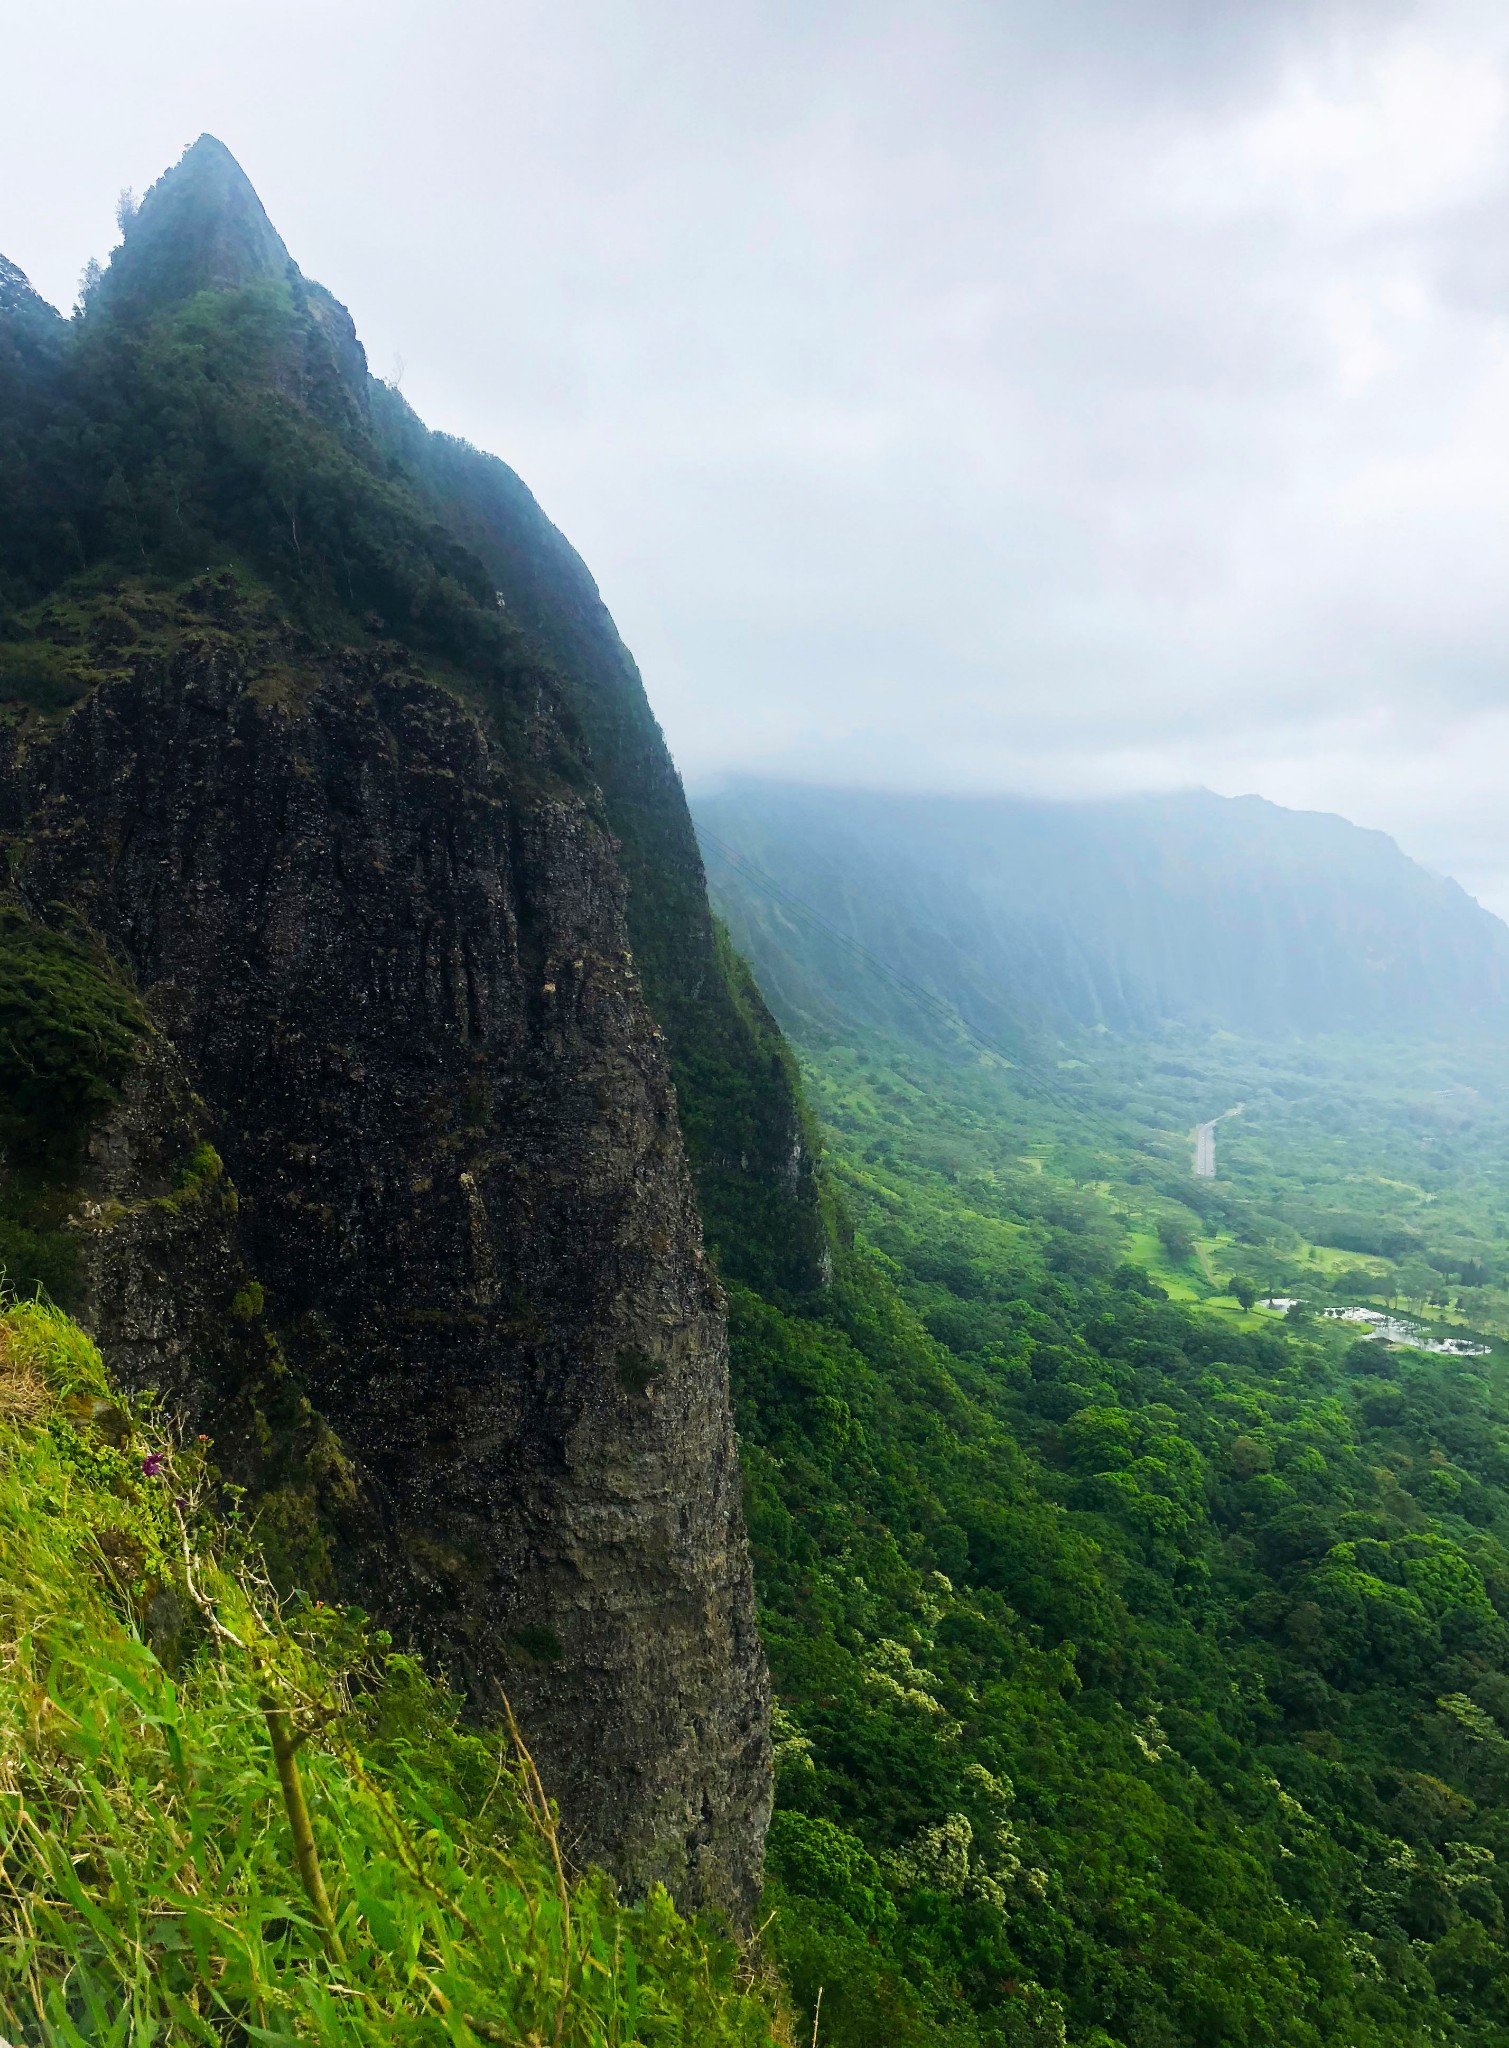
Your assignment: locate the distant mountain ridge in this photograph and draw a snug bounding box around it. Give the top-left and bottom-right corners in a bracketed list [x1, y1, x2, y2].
[694, 781, 1509, 1043]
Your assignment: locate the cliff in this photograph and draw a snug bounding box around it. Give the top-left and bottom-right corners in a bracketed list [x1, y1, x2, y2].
[364, 387, 831, 1297]
[0, 137, 793, 1917]
[696, 779, 1509, 1047]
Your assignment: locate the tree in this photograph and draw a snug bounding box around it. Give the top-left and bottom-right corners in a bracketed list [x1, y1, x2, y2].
[1227, 1275, 1257, 1310]
[75, 256, 103, 313]
[1157, 1211, 1198, 1264]
[1398, 1256, 1437, 1306]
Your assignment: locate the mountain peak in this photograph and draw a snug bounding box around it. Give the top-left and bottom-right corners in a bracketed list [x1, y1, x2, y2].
[0, 254, 44, 311]
[96, 134, 294, 315]
[0, 253, 67, 362]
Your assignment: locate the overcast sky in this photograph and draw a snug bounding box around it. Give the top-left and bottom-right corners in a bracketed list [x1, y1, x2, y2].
[6, 2, 1509, 905]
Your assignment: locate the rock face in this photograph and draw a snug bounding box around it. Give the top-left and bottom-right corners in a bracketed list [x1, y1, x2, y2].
[375, 406, 833, 1295]
[0, 133, 807, 1918]
[0, 605, 771, 1918]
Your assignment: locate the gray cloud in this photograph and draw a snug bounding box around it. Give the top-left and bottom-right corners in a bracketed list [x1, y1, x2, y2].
[4, 1, 1508, 900]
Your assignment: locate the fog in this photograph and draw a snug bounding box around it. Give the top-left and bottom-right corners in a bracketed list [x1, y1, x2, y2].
[5, 1, 1508, 903]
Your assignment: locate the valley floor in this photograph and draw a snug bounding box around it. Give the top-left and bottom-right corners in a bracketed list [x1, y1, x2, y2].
[737, 1022, 1509, 2047]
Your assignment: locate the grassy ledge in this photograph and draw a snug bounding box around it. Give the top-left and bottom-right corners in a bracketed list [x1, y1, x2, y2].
[0, 1299, 784, 2047]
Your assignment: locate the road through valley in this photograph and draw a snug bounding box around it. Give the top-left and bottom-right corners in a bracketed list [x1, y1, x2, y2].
[1194, 1104, 1244, 1179]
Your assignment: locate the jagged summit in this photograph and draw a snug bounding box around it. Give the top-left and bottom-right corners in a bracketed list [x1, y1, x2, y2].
[0, 254, 53, 318]
[85, 132, 371, 431]
[96, 133, 295, 315]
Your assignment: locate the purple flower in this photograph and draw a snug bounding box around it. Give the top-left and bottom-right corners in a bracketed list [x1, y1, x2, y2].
[141, 1452, 165, 1479]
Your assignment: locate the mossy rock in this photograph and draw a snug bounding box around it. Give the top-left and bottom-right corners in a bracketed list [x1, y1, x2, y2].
[0, 902, 144, 1152]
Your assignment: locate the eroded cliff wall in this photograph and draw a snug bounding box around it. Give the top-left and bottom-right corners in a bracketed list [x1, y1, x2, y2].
[367, 400, 833, 1295]
[0, 599, 769, 1912]
[0, 132, 820, 1914]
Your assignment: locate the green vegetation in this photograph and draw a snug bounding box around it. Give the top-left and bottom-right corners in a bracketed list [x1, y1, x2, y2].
[0, 1297, 783, 2045]
[0, 903, 143, 1147]
[735, 1034, 1509, 2045]
[0, 902, 144, 1301]
[0, 266, 521, 690]
[671, 924, 832, 1295]
[1078, 1027, 1509, 1341]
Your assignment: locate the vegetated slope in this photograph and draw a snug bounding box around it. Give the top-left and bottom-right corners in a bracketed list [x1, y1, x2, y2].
[0, 1297, 782, 2046]
[1073, 1024, 1509, 1340]
[0, 136, 780, 1915]
[735, 1035, 1509, 2048]
[694, 780, 1509, 1042]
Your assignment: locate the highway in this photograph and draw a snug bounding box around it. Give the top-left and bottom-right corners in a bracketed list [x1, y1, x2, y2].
[1193, 1104, 1244, 1180]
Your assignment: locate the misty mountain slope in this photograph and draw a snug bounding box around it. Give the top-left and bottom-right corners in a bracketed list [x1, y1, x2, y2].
[695, 781, 1509, 1043]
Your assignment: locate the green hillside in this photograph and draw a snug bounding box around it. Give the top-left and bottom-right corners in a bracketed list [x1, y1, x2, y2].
[734, 1029, 1509, 2046]
[0, 1296, 781, 2045]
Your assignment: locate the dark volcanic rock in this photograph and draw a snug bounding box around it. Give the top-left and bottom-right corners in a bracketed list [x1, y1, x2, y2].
[378, 415, 834, 1295]
[0, 133, 796, 1920]
[69, 1025, 373, 1599]
[1, 620, 770, 1918]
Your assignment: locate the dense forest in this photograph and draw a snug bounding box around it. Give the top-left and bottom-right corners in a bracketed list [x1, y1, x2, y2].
[739, 1034, 1509, 2045]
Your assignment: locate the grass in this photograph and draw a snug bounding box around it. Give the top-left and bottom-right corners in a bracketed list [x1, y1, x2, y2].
[1120, 1213, 1507, 1361]
[1121, 1228, 1207, 1305]
[0, 1299, 786, 2047]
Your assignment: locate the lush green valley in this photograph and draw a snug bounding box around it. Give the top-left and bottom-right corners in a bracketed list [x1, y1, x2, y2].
[18, 905, 1509, 2046]
[734, 1025, 1509, 2045]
